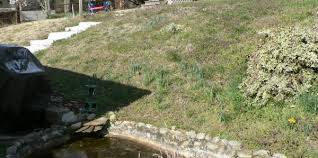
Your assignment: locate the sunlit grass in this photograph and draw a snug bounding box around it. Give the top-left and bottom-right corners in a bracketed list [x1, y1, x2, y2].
[1, 0, 317, 157]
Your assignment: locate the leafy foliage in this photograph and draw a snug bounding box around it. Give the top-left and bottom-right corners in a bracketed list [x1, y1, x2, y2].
[241, 27, 318, 105]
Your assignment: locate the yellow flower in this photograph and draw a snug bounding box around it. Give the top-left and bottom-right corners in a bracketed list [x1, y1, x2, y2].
[288, 117, 297, 124]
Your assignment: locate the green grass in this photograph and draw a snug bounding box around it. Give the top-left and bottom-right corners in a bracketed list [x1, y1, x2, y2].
[0, 144, 6, 157]
[34, 0, 318, 156]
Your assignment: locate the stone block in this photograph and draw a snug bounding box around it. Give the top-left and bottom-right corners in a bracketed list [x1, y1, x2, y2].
[61, 111, 78, 124]
[45, 106, 70, 124]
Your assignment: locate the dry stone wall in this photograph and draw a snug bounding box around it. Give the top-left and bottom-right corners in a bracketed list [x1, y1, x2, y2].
[108, 120, 286, 158]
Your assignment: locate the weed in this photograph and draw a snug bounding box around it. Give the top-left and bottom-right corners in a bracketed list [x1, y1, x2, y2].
[130, 63, 143, 75]
[155, 70, 170, 89]
[298, 88, 318, 114]
[166, 50, 182, 62]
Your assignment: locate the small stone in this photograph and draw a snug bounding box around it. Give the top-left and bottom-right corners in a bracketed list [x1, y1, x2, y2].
[109, 113, 116, 122]
[237, 150, 252, 158]
[71, 122, 82, 130]
[228, 140, 242, 150]
[179, 150, 195, 158]
[6, 155, 18, 158]
[61, 111, 78, 124]
[180, 140, 190, 148]
[194, 141, 201, 147]
[146, 124, 153, 129]
[253, 150, 270, 157]
[6, 145, 18, 155]
[137, 122, 145, 127]
[186, 130, 196, 139]
[212, 136, 221, 143]
[206, 142, 218, 151]
[272, 153, 287, 158]
[87, 113, 96, 120]
[196, 133, 205, 140]
[159, 128, 168, 135]
[41, 135, 49, 142]
[171, 126, 176, 130]
[205, 135, 211, 141]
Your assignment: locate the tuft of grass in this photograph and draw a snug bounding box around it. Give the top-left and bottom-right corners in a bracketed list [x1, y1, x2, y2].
[298, 87, 318, 114]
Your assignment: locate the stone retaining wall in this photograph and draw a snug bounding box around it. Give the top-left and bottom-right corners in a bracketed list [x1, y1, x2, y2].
[108, 120, 286, 158]
[6, 126, 70, 158]
[5, 115, 287, 158]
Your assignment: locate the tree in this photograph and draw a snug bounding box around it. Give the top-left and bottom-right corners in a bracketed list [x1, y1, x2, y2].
[36, 0, 51, 17]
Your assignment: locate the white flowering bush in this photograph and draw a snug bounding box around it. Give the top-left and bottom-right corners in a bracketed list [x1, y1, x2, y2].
[241, 27, 318, 105]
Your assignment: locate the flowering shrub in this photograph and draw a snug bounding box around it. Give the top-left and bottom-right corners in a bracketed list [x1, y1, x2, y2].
[241, 27, 318, 105]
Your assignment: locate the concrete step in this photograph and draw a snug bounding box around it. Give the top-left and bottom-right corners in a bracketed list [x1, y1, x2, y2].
[47, 31, 76, 41]
[25, 45, 48, 53]
[30, 39, 54, 48]
[24, 21, 101, 54]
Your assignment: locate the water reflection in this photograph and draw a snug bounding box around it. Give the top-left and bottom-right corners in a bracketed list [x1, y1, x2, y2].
[51, 137, 167, 158]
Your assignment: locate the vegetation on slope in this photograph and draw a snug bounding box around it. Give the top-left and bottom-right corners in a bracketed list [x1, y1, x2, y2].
[1, 0, 317, 157]
[0, 18, 80, 46]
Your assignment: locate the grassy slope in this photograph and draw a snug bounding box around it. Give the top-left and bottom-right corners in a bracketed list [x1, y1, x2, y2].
[15, 0, 318, 156]
[0, 18, 80, 46]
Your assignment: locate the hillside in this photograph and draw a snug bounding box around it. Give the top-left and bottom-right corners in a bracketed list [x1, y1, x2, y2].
[2, 0, 318, 157]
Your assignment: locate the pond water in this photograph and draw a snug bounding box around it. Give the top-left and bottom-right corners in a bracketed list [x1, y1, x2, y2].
[33, 137, 167, 158]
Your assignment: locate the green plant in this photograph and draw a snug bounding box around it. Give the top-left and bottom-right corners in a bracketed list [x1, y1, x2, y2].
[155, 70, 169, 89]
[166, 50, 182, 62]
[298, 89, 318, 114]
[130, 63, 143, 75]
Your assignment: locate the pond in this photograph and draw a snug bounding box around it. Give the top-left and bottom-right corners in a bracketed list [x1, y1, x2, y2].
[31, 136, 168, 158]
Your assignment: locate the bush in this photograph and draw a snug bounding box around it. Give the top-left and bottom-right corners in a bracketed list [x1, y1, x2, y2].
[241, 27, 318, 105]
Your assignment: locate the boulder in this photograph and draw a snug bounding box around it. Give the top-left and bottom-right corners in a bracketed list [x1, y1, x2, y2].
[61, 111, 78, 124]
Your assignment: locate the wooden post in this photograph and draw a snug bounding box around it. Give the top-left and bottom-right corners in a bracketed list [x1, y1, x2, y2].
[79, 0, 83, 16]
[72, 4, 75, 18]
[64, 0, 70, 13]
[47, 0, 51, 16]
[18, 1, 22, 23]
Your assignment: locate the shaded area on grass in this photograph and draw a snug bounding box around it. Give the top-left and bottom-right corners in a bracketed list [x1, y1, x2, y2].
[0, 144, 6, 158]
[46, 67, 151, 114]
